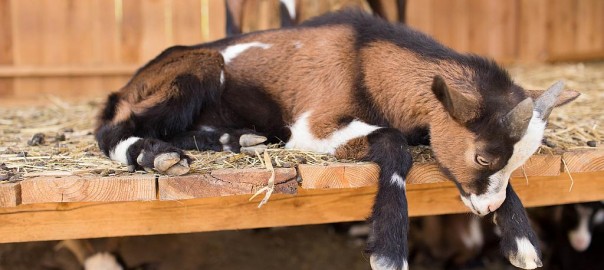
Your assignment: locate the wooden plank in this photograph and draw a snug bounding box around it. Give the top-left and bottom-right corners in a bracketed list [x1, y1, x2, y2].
[298, 163, 379, 189]
[562, 149, 604, 173]
[206, 0, 226, 41]
[140, 0, 169, 61]
[120, 0, 143, 64]
[20, 176, 156, 204]
[0, 65, 138, 77]
[547, 0, 576, 57]
[159, 168, 298, 200]
[510, 154, 561, 178]
[0, 172, 602, 244]
[518, 0, 549, 62]
[172, 0, 203, 45]
[0, 0, 14, 98]
[11, 0, 44, 100]
[0, 182, 21, 208]
[574, 0, 601, 53]
[406, 0, 433, 34]
[301, 154, 563, 189]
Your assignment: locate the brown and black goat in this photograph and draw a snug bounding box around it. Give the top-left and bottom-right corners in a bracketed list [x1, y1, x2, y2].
[95, 10, 579, 270]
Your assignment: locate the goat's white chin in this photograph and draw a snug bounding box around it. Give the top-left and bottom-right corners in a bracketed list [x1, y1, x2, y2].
[461, 191, 506, 216]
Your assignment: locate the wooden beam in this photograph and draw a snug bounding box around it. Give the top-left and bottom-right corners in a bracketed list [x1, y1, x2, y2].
[20, 175, 156, 204]
[562, 149, 604, 172]
[0, 172, 602, 244]
[159, 168, 298, 200]
[0, 65, 138, 77]
[300, 154, 562, 189]
[0, 182, 21, 208]
[510, 154, 561, 178]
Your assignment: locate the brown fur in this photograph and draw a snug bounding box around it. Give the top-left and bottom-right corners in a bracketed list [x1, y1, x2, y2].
[334, 137, 370, 160]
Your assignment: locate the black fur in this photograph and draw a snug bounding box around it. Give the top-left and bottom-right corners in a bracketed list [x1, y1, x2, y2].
[494, 184, 543, 268]
[364, 128, 413, 269]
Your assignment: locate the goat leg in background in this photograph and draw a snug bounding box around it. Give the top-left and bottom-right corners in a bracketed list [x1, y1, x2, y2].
[493, 184, 543, 269]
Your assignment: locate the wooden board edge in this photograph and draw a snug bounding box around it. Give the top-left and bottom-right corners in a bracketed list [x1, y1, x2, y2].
[0, 182, 21, 208]
[158, 168, 298, 200]
[20, 175, 157, 204]
[562, 149, 604, 173]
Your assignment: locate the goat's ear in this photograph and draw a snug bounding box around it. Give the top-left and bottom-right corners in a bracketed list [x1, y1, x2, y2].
[525, 87, 580, 108]
[431, 75, 478, 123]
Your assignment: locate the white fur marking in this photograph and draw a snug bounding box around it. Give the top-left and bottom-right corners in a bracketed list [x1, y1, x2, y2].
[84, 253, 123, 270]
[219, 134, 230, 144]
[220, 70, 225, 85]
[285, 111, 381, 154]
[594, 209, 604, 225]
[221, 42, 272, 64]
[461, 217, 483, 249]
[280, 0, 296, 19]
[370, 255, 408, 270]
[569, 205, 593, 251]
[109, 137, 141, 165]
[390, 172, 406, 188]
[462, 111, 546, 215]
[200, 125, 216, 132]
[511, 237, 540, 269]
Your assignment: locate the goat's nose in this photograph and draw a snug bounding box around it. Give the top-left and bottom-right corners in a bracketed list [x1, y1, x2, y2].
[488, 199, 505, 213]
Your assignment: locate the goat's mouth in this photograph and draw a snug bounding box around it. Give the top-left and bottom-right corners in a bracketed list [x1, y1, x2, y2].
[460, 195, 491, 216]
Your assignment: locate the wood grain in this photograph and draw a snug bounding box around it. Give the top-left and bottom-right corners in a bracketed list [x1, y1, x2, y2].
[562, 149, 604, 172]
[510, 154, 562, 178]
[0, 182, 21, 208]
[20, 176, 156, 204]
[159, 168, 298, 200]
[298, 163, 379, 189]
[1, 171, 603, 244]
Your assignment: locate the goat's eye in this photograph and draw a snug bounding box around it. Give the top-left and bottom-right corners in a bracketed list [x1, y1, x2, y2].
[475, 155, 491, 167]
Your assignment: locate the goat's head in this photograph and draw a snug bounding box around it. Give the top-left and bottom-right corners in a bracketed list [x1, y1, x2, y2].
[429, 76, 579, 216]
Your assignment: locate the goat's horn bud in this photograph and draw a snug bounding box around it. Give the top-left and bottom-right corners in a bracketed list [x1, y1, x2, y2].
[535, 80, 565, 120]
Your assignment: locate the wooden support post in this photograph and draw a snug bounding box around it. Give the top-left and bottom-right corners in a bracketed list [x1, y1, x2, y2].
[20, 175, 156, 204]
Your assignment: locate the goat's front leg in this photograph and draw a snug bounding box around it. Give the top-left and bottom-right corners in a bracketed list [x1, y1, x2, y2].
[493, 184, 543, 269]
[362, 128, 413, 270]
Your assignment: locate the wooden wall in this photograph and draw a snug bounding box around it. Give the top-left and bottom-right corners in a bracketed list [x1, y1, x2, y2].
[0, 0, 602, 101]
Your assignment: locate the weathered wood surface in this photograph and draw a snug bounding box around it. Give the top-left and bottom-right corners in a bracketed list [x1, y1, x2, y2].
[159, 168, 298, 200]
[20, 175, 156, 204]
[0, 171, 602, 244]
[0, 182, 21, 208]
[562, 149, 604, 172]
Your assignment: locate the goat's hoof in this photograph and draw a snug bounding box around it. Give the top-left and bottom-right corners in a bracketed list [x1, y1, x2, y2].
[370, 254, 408, 270]
[506, 237, 542, 269]
[239, 134, 267, 147]
[154, 152, 183, 172]
[164, 159, 190, 176]
[241, 144, 268, 155]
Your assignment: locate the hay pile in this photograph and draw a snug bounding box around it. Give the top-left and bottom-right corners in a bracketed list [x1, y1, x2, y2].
[1, 63, 602, 181]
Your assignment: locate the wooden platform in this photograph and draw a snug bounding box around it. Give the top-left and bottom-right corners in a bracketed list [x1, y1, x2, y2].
[0, 149, 603, 244]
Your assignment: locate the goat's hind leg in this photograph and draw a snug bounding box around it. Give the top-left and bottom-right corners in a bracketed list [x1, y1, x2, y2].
[493, 184, 543, 269]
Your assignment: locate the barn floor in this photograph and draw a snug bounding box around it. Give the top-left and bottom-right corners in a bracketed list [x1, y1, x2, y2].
[0, 219, 517, 270]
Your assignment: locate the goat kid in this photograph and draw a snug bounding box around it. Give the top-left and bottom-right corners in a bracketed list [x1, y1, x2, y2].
[95, 10, 579, 270]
